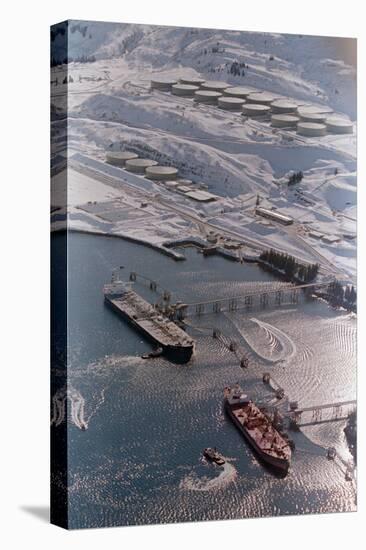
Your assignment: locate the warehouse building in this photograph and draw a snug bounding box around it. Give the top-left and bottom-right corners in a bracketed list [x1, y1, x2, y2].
[185, 190, 217, 202]
[255, 207, 293, 225]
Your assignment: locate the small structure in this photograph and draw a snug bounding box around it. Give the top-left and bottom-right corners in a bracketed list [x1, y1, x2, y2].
[125, 158, 158, 174]
[194, 90, 222, 104]
[172, 84, 199, 97]
[151, 78, 177, 91]
[223, 86, 254, 98]
[145, 165, 179, 181]
[218, 96, 245, 111]
[200, 81, 229, 92]
[246, 92, 277, 105]
[105, 151, 138, 166]
[242, 103, 271, 117]
[322, 234, 340, 244]
[179, 76, 206, 86]
[185, 190, 217, 202]
[271, 99, 297, 113]
[271, 114, 300, 128]
[256, 206, 293, 225]
[297, 122, 327, 137]
[326, 118, 353, 134]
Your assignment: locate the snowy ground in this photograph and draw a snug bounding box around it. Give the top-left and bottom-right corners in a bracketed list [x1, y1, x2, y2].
[51, 23, 356, 283]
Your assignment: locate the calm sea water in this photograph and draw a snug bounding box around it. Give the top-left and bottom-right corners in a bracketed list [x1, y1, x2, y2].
[56, 232, 356, 528]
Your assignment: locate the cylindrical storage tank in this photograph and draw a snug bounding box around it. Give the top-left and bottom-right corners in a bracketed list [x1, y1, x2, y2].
[246, 92, 277, 105]
[200, 81, 229, 92]
[194, 90, 222, 104]
[271, 99, 297, 113]
[171, 84, 199, 97]
[325, 118, 353, 134]
[297, 122, 327, 137]
[177, 178, 193, 185]
[125, 158, 158, 174]
[179, 77, 206, 86]
[218, 96, 245, 111]
[297, 105, 333, 117]
[151, 78, 177, 91]
[242, 103, 271, 117]
[223, 86, 254, 98]
[271, 114, 300, 128]
[105, 151, 138, 166]
[298, 111, 328, 123]
[145, 165, 179, 181]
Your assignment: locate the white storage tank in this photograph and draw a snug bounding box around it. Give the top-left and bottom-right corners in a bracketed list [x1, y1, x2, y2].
[223, 86, 254, 98]
[297, 122, 327, 137]
[246, 92, 277, 105]
[145, 165, 179, 181]
[218, 96, 245, 111]
[194, 90, 222, 104]
[105, 151, 138, 166]
[200, 81, 229, 92]
[298, 111, 328, 123]
[297, 105, 333, 117]
[271, 99, 297, 113]
[326, 118, 353, 134]
[151, 78, 177, 91]
[171, 84, 199, 97]
[125, 158, 158, 174]
[179, 77, 206, 86]
[271, 114, 300, 128]
[242, 103, 271, 117]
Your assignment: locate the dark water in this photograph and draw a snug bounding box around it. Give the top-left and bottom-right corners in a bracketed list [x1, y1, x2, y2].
[56, 232, 356, 528]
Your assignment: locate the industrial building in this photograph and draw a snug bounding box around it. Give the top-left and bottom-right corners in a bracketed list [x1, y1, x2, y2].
[271, 99, 297, 113]
[151, 78, 177, 91]
[179, 76, 206, 86]
[194, 90, 222, 104]
[326, 118, 353, 134]
[242, 103, 271, 117]
[185, 189, 217, 202]
[256, 207, 293, 225]
[105, 151, 138, 166]
[246, 92, 277, 105]
[271, 114, 300, 128]
[172, 84, 199, 97]
[125, 158, 158, 173]
[200, 81, 229, 92]
[297, 122, 327, 137]
[223, 86, 254, 98]
[145, 165, 179, 181]
[218, 96, 245, 111]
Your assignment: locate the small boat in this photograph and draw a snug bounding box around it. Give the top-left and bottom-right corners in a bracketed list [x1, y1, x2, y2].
[141, 347, 163, 359]
[203, 447, 226, 466]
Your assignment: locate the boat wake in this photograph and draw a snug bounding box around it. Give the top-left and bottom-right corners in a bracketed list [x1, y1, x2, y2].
[51, 385, 88, 430]
[246, 318, 297, 363]
[179, 461, 237, 492]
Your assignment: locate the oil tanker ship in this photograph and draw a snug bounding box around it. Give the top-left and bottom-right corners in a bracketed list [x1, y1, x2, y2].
[103, 280, 194, 364]
[224, 385, 291, 473]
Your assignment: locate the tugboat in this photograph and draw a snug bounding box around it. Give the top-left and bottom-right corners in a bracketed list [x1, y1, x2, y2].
[224, 385, 291, 474]
[203, 447, 226, 466]
[141, 347, 163, 359]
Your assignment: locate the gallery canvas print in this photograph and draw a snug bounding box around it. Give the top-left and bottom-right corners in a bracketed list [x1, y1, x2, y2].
[50, 20, 357, 530]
